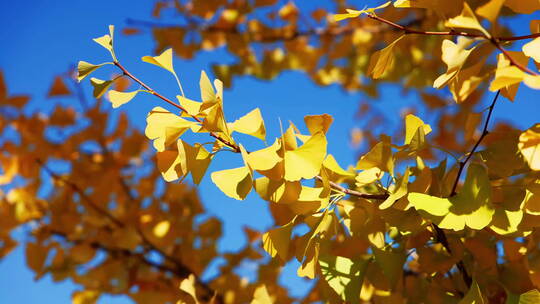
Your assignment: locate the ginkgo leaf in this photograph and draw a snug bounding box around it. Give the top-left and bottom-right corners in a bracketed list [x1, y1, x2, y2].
[107, 90, 139, 108]
[409, 163, 495, 231]
[319, 255, 371, 304]
[93, 25, 116, 61]
[367, 35, 404, 79]
[333, 2, 390, 21]
[476, 0, 505, 23]
[284, 131, 327, 181]
[145, 107, 197, 151]
[458, 280, 484, 304]
[523, 38, 540, 63]
[323, 154, 355, 178]
[356, 137, 394, 175]
[202, 104, 230, 135]
[77, 61, 108, 82]
[89, 78, 114, 99]
[211, 166, 252, 200]
[304, 114, 333, 135]
[47, 76, 71, 97]
[355, 167, 384, 187]
[156, 150, 184, 182]
[179, 275, 199, 304]
[200, 70, 217, 105]
[72, 290, 100, 304]
[251, 285, 273, 304]
[489, 66, 526, 91]
[142, 48, 175, 74]
[373, 247, 406, 288]
[518, 124, 540, 170]
[404, 114, 432, 145]
[245, 140, 282, 172]
[379, 168, 409, 209]
[434, 38, 475, 89]
[490, 208, 523, 235]
[177, 95, 203, 117]
[228, 108, 266, 140]
[445, 3, 490, 37]
[262, 220, 294, 261]
[518, 290, 540, 304]
[179, 141, 212, 185]
[504, 0, 540, 14]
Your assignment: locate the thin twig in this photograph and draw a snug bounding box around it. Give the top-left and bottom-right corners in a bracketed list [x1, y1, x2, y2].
[450, 90, 500, 196]
[114, 61, 240, 152]
[365, 14, 539, 76]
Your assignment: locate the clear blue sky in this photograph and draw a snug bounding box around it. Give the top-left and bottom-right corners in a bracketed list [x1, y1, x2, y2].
[1, 1, 538, 303]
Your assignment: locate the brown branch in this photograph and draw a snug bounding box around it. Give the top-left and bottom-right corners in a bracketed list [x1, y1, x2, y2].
[450, 90, 500, 196]
[38, 159, 220, 301]
[114, 61, 240, 152]
[366, 14, 539, 76]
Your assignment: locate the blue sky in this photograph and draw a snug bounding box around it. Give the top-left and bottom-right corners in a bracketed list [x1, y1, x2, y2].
[1, 1, 539, 303]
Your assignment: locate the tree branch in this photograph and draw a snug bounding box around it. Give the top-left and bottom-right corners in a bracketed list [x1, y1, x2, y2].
[366, 14, 539, 76]
[450, 90, 500, 196]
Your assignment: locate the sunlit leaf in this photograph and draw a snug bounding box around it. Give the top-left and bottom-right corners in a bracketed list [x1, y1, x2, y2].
[284, 132, 327, 181]
[519, 124, 540, 170]
[211, 166, 252, 200]
[229, 108, 266, 140]
[367, 35, 404, 79]
[107, 90, 139, 108]
[319, 255, 371, 304]
[262, 220, 294, 261]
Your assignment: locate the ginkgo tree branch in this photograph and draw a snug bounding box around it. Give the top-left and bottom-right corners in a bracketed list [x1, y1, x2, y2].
[37, 158, 220, 301]
[450, 90, 500, 196]
[114, 60, 390, 200]
[366, 14, 540, 76]
[114, 61, 240, 152]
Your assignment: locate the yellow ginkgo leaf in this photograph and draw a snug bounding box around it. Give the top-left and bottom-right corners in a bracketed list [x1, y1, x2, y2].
[319, 255, 371, 304]
[323, 154, 355, 178]
[373, 247, 406, 288]
[93, 25, 116, 61]
[355, 167, 384, 187]
[245, 140, 282, 172]
[379, 169, 409, 209]
[333, 2, 390, 21]
[145, 107, 197, 151]
[489, 66, 526, 92]
[367, 35, 404, 79]
[228, 108, 266, 140]
[476, 0, 505, 23]
[504, 0, 540, 14]
[202, 104, 230, 136]
[490, 208, 523, 235]
[142, 48, 175, 75]
[262, 220, 294, 261]
[251, 285, 273, 304]
[523, 38, 540, 63]
[153, 220, 170, 238]
[518, 124, 540, 170]
[284, 132, 327, 181]
[459, 281, 485, 304]
[445, 3, 490, 37]
[356, 137, 394, 175]
[77, 61, 108, 82]
[179, 141, 213, 185]
[211, 166, 252, 200]
[304, 114, 333, 135]
[72, 290, 100, 304]
[409, 164, 495, 231]
[107, 90, 139, 108]
[177, 95, 203, 117]
[200, 70, 215, 101]
[434, 38, 475, 89]
[179, 275, 199, 304]
[89, 78, 114, 99]
[404, 114, 432, 145]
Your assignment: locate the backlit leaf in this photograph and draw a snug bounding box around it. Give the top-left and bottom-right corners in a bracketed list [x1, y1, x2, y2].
[262, 220, 294, 261]
[523, 38, 540, 63]
[142, 48, 175, 74]
[229, 108, 266, 140]
[319, 255, 371, 304]
[284, 132, 327, 181]
[211, 166, 252, 200]
[107, 90, 139, 108]
[519, 124, 540, 170]
[367, 35, 404, 79]
[145, 107, 197, 151]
